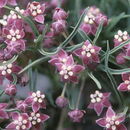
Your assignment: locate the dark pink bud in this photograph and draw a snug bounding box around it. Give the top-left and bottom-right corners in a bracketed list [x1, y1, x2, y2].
[55, 96, 68, 108]
[53, 8, 68, 21]
[68, 109, 85, 122]
[5, 84, 17, 96]
[51, 20, 66, 34]
[116, 52, 126, 64]
[20, 73, 29, 86]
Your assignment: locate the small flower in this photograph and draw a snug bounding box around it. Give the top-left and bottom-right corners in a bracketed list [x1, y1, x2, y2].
[25, 90, 46, 112]
[49, 49, 69, 66]
[0, 61, 21, 84]
[0, 103, 8, 119]
[88, 90, 111, 116]
[118, 73, 130, 92]
[114, 30, 130, 47]
[6, 112, 31, 130]
[74, 40, 101, 65]
[51, 20, 67, 35]
[5, 83, 17, 96]
[27, 2, 46, 24]
[53, 8, 68, 21]
[16, 101, 28, 112]
[55, 96, 68, 108]
[0, 0, 17, 8]
[68, 109, 85, 123]
[55, 55, 85, 82]
[28, 111, 49, 129]
[96, 107, 127, 130]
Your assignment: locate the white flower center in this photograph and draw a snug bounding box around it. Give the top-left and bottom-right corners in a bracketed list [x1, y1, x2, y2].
[84, 14, 95, 24]
[90, 90, 103, 103]
[32, 91, 45, 103]
[29, 112, 41, 125]
[0, 61, 13, 76]
[114, 30, 128, 42]
[105, 116, 120, 130]
[14, 116, 28, 130]
[81, 44, 95, 57]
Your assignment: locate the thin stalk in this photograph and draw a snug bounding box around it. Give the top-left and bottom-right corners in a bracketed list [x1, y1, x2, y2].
[75, 78, 85, 109]
[61, 83, 67, 97]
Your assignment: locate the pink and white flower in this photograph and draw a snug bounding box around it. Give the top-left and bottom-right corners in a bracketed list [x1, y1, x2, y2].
[88, 90, 111, 116]
[27, 2, 46, 24]
[6, 112, 31, 130]
[96, 107, 127, 130]
[28, 111, 49, 129]
[118, 73, 130, 92]
[25, 90, 46, 112]
[55, 55, 85, 82]
[74, 40, 101, 65]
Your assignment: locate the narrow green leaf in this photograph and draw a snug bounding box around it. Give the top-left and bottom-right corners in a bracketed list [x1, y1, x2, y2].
[93, 21, 104, 45]
[109, 68, 130, 75]
[109, 39, 130, 54]
[88, 72, 102, 89]
[61, 7, 89, 47]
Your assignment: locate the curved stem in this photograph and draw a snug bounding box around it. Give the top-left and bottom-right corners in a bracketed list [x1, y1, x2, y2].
[76, 78, 85, 109]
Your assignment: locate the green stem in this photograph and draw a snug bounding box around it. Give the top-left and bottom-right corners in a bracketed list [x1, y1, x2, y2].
[61, 83, 67, 97]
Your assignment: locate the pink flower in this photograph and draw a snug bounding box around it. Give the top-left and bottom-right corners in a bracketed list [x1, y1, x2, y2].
[51, 20, 67, 35]
[114, 30, 130, 48]
[88, 90, 111, 116]
[53, 8, 68, 21]
[74, 40, 101, 65]
[5, 83, 17, 96]
[6, 112, 31, 130]
[16, 100, 28, 112]
[118, 73, 130, 92]
[68, 109, 85, 123]
[0, 61, 21, 84]
[28, 111, 49, 129]
[0, 0, 17, 8]
[27, 2, 46, 24]
[25, 91, 46, 112]
[96, 107, 127, 130]
[55, 55, 85, 82]
[49, 49, 69, 66]
[50, 0, 67, 8]
[0, 103, 8, 119]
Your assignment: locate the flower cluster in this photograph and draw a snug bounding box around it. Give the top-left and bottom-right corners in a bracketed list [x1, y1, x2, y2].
[49, 49, 85, 82]
[80, 6, 108, 35]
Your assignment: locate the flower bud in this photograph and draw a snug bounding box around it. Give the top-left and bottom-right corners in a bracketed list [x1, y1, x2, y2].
[20, 73, 29, 86]
[68, 109, 85, 122]
[51, 20, 66, 35]
[50, 0, 67, 8]
[116, 52, 126, 64]
[5, 84, 17, 96]
[53, 8, 68, 21]
[55, 96, 68, 108]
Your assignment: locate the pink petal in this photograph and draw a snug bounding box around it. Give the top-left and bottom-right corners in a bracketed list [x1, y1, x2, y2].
[93, 46, 101, 53]
[117, 114, 126, 123]
[122, 73, 130, 81]
[92, 54, 100, 63]
[117, 124, 127, 130]
[83, 56, 91, 65]
[55, 63, 63, 71]
[106, 107, 115, 118]
[25, 97, 33, 104]
[103, 92, 111, 97]
[96, 118, 106, 127]
[11, 112, 19, 120]
[32, 102, 40, 112]
[102, 98, 111, 107]
[0, 0, 7, 8]
[58, 49, 67, 58]
[84, 40, 91, 46]
[0, 103, 8, 109]
[21, 113, 29, 119]
[34, 15, 44, 24]
[69, 75, 78, 82]
[94, 103, 103, 116]
[118, 83, 128, 91]
[49, 58, 59, 65]
[66, 55, 74, 65]
[8, 0, 17, 6]
[6, 122, 16, 129]
[0, 110, 8, 119]
[41, 101, 46, 109]
[74, 48, 82, 57]
[87, 103, 94, 109]
[72, 65, 85, 73]
[40, 114, 50, 122]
